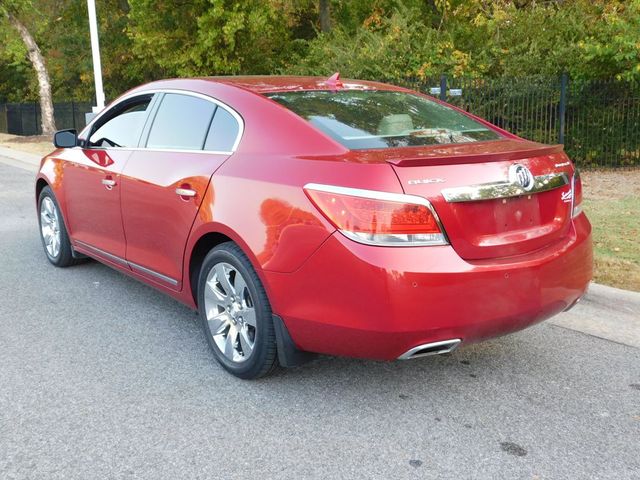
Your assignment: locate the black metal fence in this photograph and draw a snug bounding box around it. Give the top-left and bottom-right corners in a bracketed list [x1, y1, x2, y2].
[401, 75, 640, 168]
[1, 75, 639, 168]
[0, 101, 93, 136]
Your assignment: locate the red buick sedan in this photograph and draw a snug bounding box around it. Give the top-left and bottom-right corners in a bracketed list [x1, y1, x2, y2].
[36, 75, 592, 378]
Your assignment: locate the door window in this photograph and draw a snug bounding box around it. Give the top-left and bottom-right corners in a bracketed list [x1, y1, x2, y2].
[204, 107, 240, 152]
[89, 98, 152, 148]
[146, 93, 216, 150]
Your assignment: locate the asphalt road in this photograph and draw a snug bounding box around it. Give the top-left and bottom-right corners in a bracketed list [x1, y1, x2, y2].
[1, 160, 639, 480]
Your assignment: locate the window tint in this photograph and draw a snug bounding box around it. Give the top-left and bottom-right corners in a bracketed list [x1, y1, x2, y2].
[204, 107, 240, 152]
[147, 93, 216, 150]
[266, 90, 500, 150]
[89, 99, 151, 148]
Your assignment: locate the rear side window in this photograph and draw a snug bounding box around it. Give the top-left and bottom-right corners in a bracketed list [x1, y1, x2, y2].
[89, 98, 151, 148]
[266, 90, 500, 150]
[147, 93, 216, 150]
[204, 107, 240, 152]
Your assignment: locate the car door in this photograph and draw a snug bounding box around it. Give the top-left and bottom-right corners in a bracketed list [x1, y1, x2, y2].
[63, 94, 155, 262]
[120, 92, 242, 288]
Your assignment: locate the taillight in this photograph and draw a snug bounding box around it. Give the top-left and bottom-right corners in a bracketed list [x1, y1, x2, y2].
[572, 170, 583, 218]
[304, 183, 448, 246]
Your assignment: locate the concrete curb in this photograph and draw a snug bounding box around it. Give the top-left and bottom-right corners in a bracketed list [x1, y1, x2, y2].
[550, 282, 640, 349]
[0, 146, 42, 172]
[586, 282, 640, 304]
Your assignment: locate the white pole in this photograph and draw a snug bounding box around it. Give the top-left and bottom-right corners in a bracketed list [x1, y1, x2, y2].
[87, 0, 105, 112]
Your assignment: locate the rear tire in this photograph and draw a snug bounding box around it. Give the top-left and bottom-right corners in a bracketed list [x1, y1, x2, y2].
[38, 186, 76, 267]
[197, 242, 278, 379]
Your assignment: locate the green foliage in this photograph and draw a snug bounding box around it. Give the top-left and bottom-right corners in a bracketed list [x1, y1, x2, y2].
[126, 0, 293, 77]
[290, 0, 640, 81]
[0, 0, 639, 101]
[284, 5, 464, 81]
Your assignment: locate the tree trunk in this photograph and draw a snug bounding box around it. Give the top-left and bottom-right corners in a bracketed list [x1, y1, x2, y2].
[6, 12, 56, 135]
[319, 0, 331, 33]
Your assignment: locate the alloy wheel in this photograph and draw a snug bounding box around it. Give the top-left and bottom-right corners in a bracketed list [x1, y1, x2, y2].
[203, 262, 257, 363]
[40, 197, 61, 258]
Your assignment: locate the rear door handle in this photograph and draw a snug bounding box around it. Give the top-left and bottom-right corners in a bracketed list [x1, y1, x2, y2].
[175, 187, 196, 197]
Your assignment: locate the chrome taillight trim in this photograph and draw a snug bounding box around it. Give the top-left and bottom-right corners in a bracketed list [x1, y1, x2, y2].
[303, 183, 449, 247]
[441, 172, 570, 203]
[571, 170, 583, 218]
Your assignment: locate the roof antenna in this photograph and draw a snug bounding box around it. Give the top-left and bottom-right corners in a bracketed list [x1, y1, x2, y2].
[325, 72, 343, 90]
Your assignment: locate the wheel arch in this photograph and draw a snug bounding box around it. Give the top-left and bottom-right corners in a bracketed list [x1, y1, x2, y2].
[185, 224, 268, 308]
[186, 227, 313, 368]
[35, 176, 49, 203]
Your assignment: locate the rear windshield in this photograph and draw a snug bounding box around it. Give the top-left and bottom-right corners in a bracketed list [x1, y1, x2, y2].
[266, 90, 500, 149]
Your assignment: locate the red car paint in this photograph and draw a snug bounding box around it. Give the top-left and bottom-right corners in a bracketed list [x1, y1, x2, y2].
[36, 76, 592, 361]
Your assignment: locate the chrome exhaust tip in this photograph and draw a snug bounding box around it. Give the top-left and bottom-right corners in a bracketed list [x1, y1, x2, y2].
[398, 339, 462, 360]
[563, 295, 583, 312]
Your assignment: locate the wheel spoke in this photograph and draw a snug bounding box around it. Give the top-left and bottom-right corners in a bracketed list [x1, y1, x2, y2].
[51, 235, 58, 256]
[205, 281, 226, 308]
[239, 327, 254, 355]
[43, 198, 54, 216]
[42, 226, 52, 242]
[208, 312, 229, 335]
[224, 326, 237, 358]
[214, 264, 234, 296]
[234, 273, 248, 300]
[40, 211, 51, 227]
[242, 307, 256, 327]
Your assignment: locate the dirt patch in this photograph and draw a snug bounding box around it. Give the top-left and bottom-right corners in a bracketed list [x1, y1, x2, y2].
[0, 133, 53, 157]
[581, 169, 640, 201]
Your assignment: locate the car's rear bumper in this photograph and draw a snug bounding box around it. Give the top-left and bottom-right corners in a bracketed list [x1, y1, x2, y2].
[263, 213, 593, 361]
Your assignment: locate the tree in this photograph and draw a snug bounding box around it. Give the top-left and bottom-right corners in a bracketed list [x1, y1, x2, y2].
[0, 1, 56, 134]
[127, 0, 292, 77]
[319, 0, 331, 32]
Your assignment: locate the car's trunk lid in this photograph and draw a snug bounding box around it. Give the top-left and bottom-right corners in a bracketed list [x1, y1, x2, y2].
[387, 140, 575, 260]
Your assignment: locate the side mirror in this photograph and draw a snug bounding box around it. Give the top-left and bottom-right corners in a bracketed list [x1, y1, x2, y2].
[53, 129, 78, 148]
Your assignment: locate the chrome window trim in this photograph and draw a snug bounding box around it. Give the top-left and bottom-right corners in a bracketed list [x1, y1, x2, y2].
[80, 88, 244, 153]
[441, 172, 570, 203]
[303, 183, 449, 247]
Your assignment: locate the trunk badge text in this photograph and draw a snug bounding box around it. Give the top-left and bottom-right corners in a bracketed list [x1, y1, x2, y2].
[509, 164, 535, 191]
[561, 190, 573, 203]
[407, 178, 446, 185]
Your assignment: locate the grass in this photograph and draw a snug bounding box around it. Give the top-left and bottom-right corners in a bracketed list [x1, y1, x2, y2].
[581, 170, 640, 292]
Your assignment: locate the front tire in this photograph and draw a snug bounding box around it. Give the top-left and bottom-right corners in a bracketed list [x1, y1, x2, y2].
[197, 242, 278, 379]
[38, 186, 76, 267]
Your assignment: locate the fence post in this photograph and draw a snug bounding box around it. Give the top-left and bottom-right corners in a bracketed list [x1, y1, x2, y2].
[35, 101, 39, 135]
[558, 72, 568, 144]
[439, 75, 447, 101]
[71, 101, 76, 129]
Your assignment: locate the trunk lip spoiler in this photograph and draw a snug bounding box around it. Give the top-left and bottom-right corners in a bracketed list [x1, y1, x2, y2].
[441, 172, 570, 203]
[387, 144, 564, 167]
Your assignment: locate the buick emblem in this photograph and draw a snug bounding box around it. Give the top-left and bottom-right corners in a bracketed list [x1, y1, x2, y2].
[509, 164, 535, 191]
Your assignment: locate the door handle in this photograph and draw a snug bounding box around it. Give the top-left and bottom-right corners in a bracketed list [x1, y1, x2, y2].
[101, 178, 116, 188]
[175, 187, 196, 197]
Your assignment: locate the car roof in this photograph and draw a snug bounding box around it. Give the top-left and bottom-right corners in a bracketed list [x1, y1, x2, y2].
[202, 75, 407, 94]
